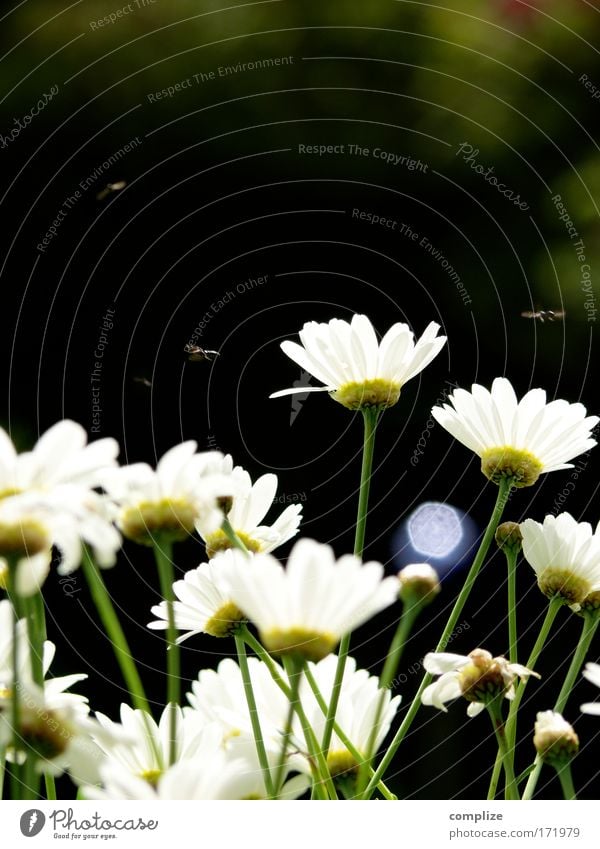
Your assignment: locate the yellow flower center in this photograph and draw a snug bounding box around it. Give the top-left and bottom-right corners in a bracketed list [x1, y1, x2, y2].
[0, 487, 23, 501]
[538, 568, 591, 605]
[579, 590, 600, 618]
[21, 708, 74, 760]
[204, 601, 246, 637]
[261, 628, 338, 662]
[480, 447, 544, 488]
[331, 379, 401, 411]
[204, 529, 262, 560]
[121, 498, 198, 546]
[139, 769, 162, 786]
[327, 750, 357, 777]
[0, 519, 50, 560]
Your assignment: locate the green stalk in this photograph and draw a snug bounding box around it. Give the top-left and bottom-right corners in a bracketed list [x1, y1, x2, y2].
[152, 539, 179, 765]
[321, 407, 379, 758]
[80, 548, 149, 712]
[487, 699, 518, 800]
[556, 763, 577, 800]
[44, 773, 56, 800]
[274, 657, 302, 798]
[554, 612, 598, 714]
[357, 601, 420, 797]
[487, 754, 503, 800]
[222, 517, 250, 554]
[522, 611, 598, 800]
[505, 596, 563, 757]
[364, 476, 513, 799]
[234, 632, 275, 798]
[7, 561, 22, 800]
[239, 628, 337, 798]
[506, 547, 519, 665]
[0, 746, 5, 798]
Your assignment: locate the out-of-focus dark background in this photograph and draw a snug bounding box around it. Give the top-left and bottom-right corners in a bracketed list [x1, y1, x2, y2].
[2, 0, 600, 799]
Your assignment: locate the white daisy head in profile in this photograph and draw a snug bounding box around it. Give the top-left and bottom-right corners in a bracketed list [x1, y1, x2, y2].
[520, 513, 600, 608]
[533, 710, 578, 767]
[148, 550, 247, 641]
[580, 662, 600, 716]
[221, 538, 399, 662]
[421, 649, 540, 717]
[100, 443, 233, 545]
[195, 455, 302, 558]
[431, 378, 598, 488]
[270, 314, 446, 411]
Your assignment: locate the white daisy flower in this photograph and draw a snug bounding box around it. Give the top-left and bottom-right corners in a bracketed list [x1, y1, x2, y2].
[422, 649, 540, 717]
[270, 314, 446, 410]
[92, 703, 209, 785]
[520, 513, 600, 607]
[148, 550, 246, 641]
[100, 443, 233, 545]
[185, 657, 292, 757]
[196, 455, 302, 558]
[0, 420, 118, 495]
[300, 655, 401, 776]
[431, 378, 598, 487]
[84, 725, 308, 800]
[222, 538, 399, 662]
[533, 711, 578, 766]
[581, 662, 600, 715]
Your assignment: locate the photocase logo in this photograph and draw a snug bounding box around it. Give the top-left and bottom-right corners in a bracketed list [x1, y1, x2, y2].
[19, 810, 46, 837]
[289, 370, 315, 426]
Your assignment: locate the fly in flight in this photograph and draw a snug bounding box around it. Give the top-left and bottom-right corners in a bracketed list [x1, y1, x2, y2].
[184, 344, 220, 362]
[520, 309, 565, 323]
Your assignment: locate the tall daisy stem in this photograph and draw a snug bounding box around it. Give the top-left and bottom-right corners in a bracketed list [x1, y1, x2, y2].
[152, 539, 179, 765]
[487, 699, 519, 800]
[7, 560, 23, 800]
[321, 407, 379, 758]
[522, 611, 598, 800]
[363, 477, 512, 799]
[357, 600, 420, 798]
[234, 632, 275, 799]
[274, 656, 302, 797]
[556, 763, 577, 800]
[222, 517, 250, 555]
[80, 547, 150, 713]
[505, 595, 563, 757]
[506, 547, 519, 666]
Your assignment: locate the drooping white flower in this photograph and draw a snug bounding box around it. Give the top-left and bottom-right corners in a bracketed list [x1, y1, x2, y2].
[100, 443, 233, 545]
[222, 538, 399, 662]
[270, 314, 446, 410]
[533, 711, 579, 766]
[520, 513, 600, 608]
[148, 550, 246, 642]
[581, 662, 600, 715]
[431, 378, 598, 487]
[422, 649, 540, 717]
[196, 455, 302, 557]
[299, 655, 401, 776]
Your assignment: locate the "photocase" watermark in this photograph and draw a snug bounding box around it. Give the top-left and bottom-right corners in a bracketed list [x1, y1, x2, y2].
[1, 85, 59, 150]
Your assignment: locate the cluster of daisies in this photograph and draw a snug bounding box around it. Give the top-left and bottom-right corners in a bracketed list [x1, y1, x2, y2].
[1, 313, 600, 801]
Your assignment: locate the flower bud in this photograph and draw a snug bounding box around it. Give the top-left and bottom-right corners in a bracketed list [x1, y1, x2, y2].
[533, 711, 579, 767]
[495, 522, 523, 555]
[398, 563, 440, 606]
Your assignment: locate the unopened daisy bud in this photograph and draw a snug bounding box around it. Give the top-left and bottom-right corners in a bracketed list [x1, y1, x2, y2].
[398, 563, 440, 606]
[495, 522, 522, 555]
[0, 518, 50, 560]
[577, 590, 600, 618]
[533, 711, 579, 767]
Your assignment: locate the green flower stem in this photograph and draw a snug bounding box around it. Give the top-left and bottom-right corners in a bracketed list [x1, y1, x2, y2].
[274, 656, 302, 798]
[302, 664, 396, 800]
[152, 539, 179, 765]
[234, 632, 275, 798]
[44, 773, 56, 800]
[364, 477, 513, 799]
[554, 612, 598, 714]
[506, 547, 519, 665]
[0, 746, 5, 798]
[23, 592, 46, 688]
[239, 627, 337, 799]
[357, 601, 421, 798]
[222, 517, 250, 554]
[556, 763, 577, 800]
[521, 611, 598, 800]
[487, 699, 519, 800]
[7, 560, 23, 800]
[80, 548, 150, 713]
[487, 754, 503, 800]
[505, 595, 563, 757]
[321, 407, 380, 759]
